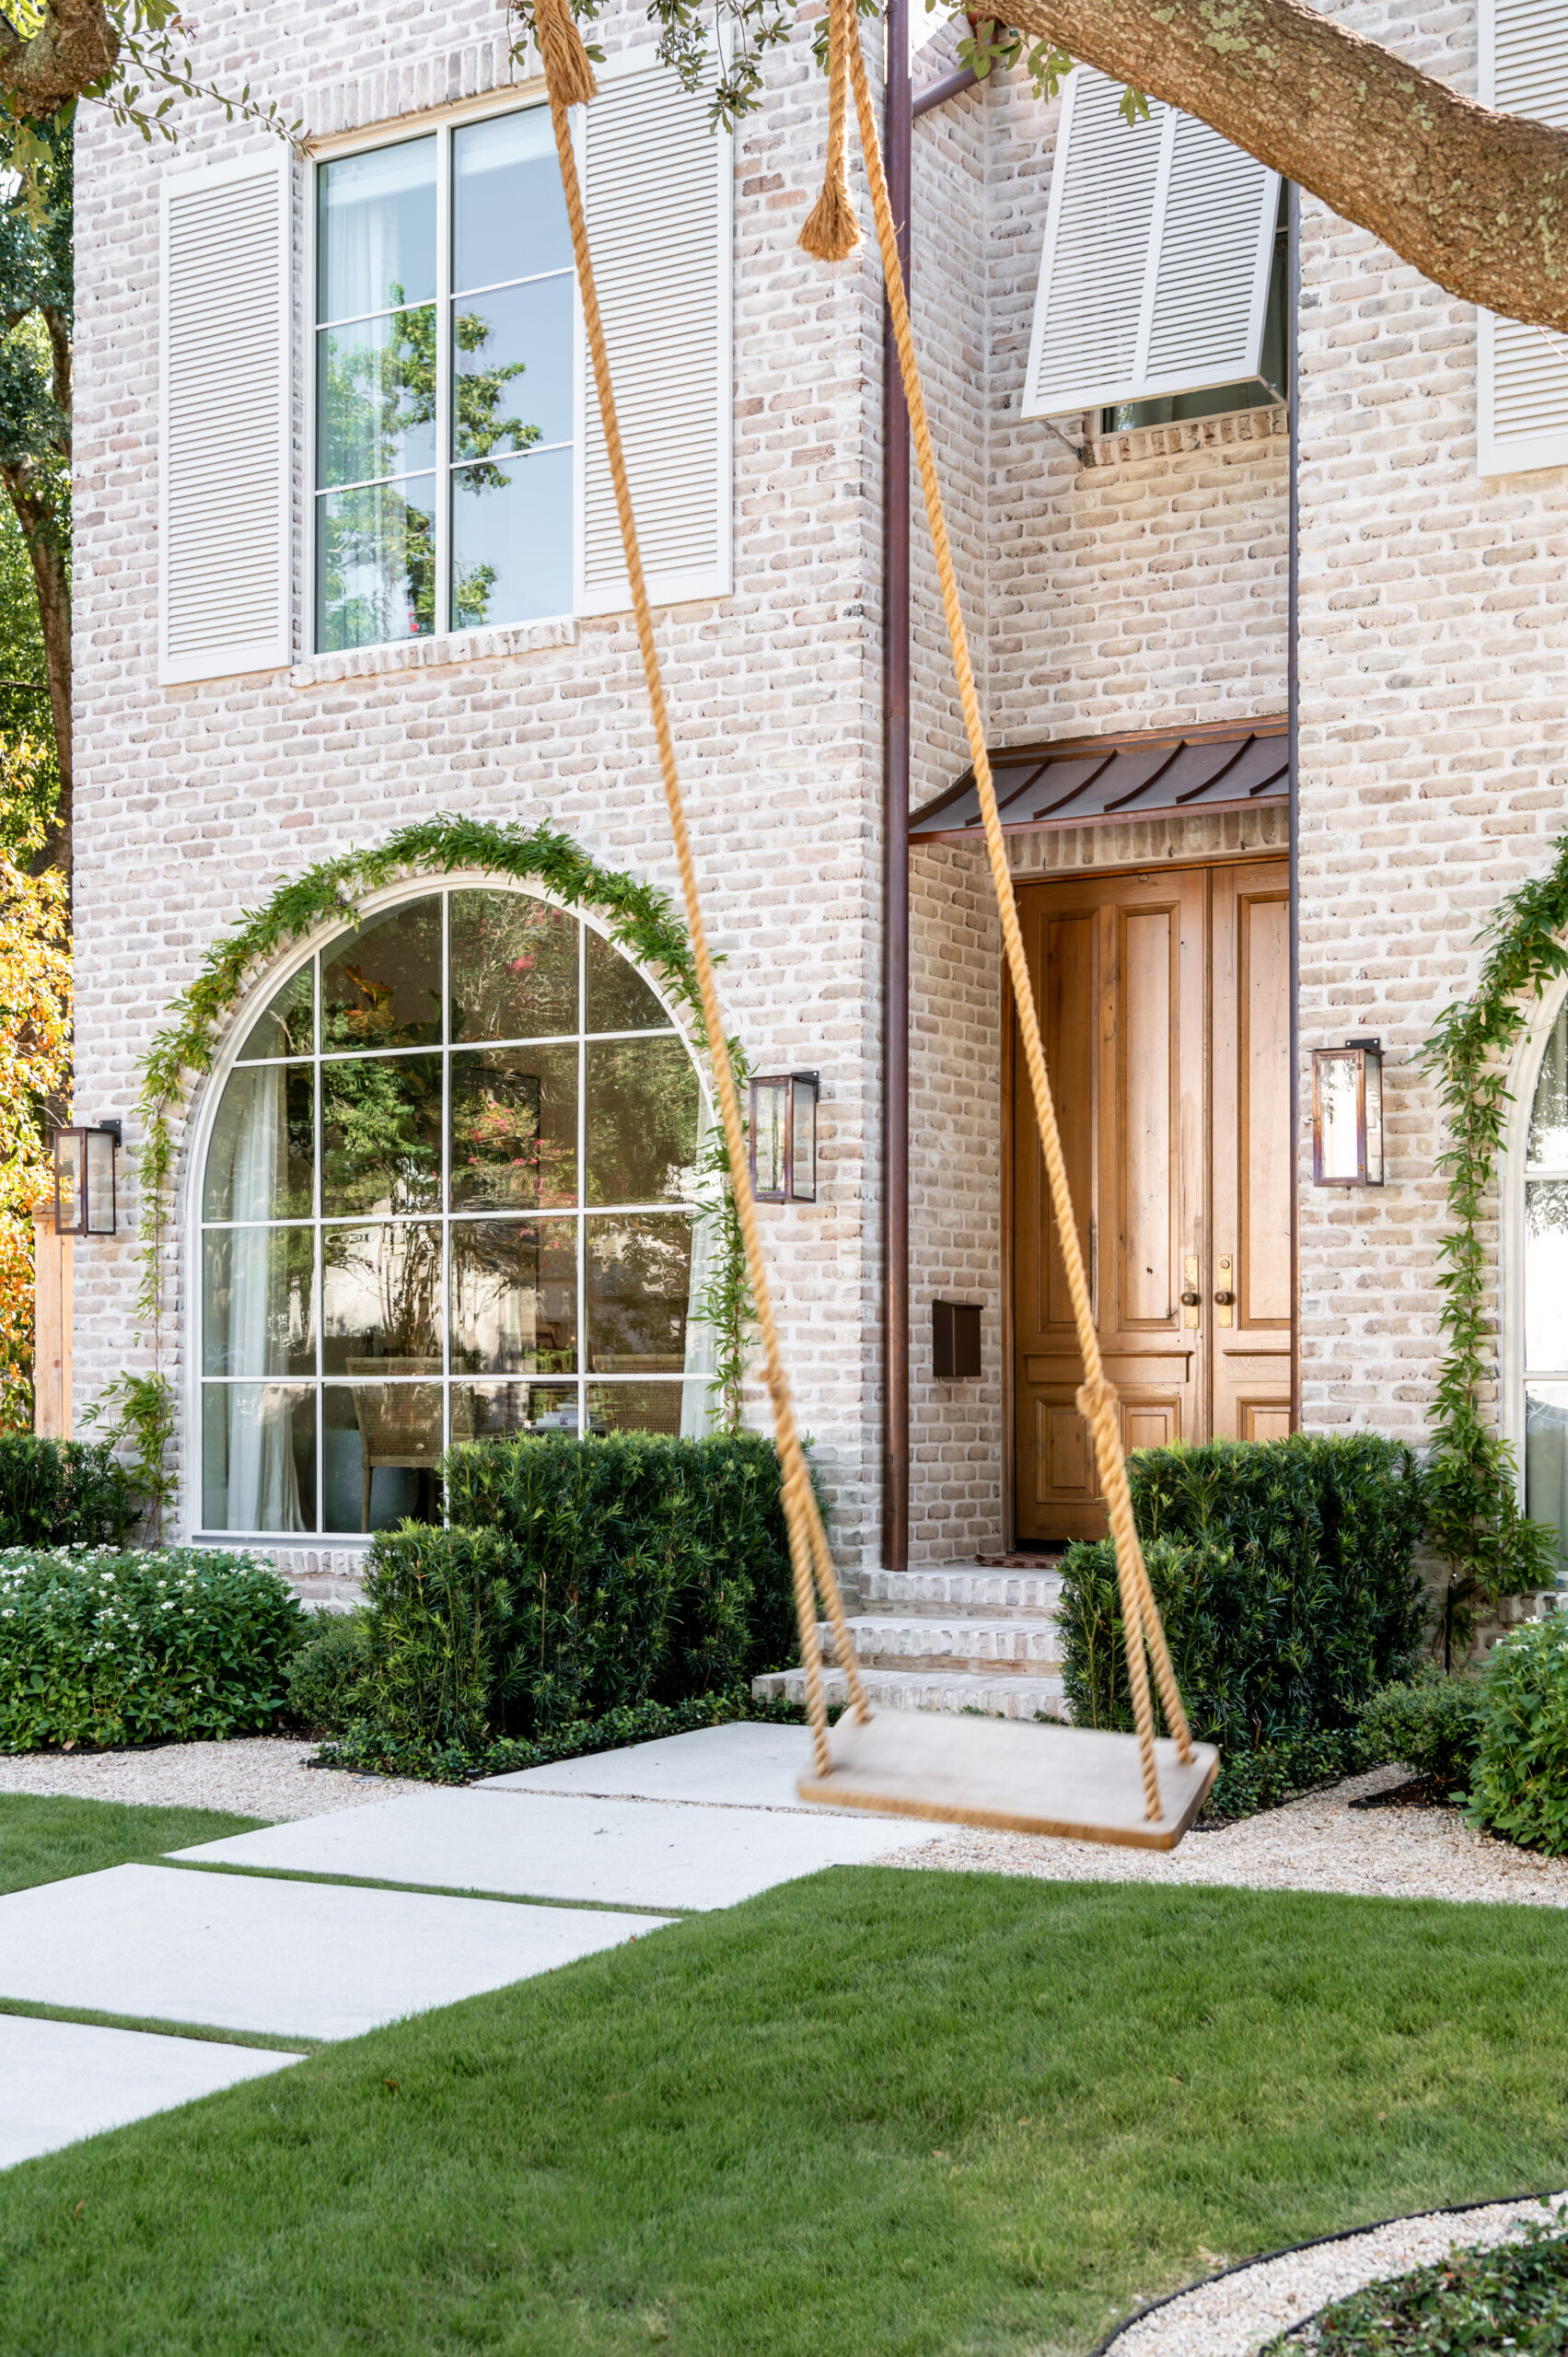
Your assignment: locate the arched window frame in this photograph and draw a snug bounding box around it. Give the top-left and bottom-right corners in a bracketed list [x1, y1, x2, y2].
[1501, 966, 1568, 1519]
[179, 871, 715, 1545]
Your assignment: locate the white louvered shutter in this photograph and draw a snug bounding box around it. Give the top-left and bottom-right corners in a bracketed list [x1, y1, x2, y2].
[1477, 0, 1568, 476]
[159, 154, 291, 684]
[1022, 69, 1279, 420]
[575, 56, 732, 614]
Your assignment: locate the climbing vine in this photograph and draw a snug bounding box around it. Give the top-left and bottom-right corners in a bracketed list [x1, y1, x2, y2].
[134, 813, 754, 1412]
[1421, 832, 1568, 1637]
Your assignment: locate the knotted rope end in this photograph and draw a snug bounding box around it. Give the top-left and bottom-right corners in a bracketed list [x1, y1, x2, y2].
[534, 0, 598, 108]
[799, 179, 861, 262]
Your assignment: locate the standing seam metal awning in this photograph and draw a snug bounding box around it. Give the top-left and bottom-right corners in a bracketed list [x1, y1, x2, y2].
[908, 717, 1289, 841]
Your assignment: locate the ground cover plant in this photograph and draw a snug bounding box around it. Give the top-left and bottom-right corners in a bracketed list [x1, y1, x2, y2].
[0, 1547, 304, 1752]
[1274, 2216, 1568, 2352]
[6, 1873, 1568, 2353]
[0, 1791, 264, 1896]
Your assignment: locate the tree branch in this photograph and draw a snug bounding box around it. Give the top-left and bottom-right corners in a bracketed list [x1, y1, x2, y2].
[1005, 0, 1568, 331]
[0, 0, 118, 116]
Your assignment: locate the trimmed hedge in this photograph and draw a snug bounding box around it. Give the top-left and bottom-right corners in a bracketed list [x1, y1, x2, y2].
[0, 1546, 305, 1752]
[318, 1690, 831, 1786]
[0, 1437, 135, 1549]
[1059, 1435, 1425, 1755]
[349, 1431, 799, 1757]
[1357, 1667, 1485, 1791]
[285, 1610, 369, 1734]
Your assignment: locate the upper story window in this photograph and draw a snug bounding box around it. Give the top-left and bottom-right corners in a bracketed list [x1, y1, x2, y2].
[1020, 69, 1283, 433]
[315, 110, 575, 651]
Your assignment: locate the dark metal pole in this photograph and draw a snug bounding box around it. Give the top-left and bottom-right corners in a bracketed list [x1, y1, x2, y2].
[1287, 181, 1302, 1433]
[884, 0, 912, 1573]
[912, 61, 978, 116]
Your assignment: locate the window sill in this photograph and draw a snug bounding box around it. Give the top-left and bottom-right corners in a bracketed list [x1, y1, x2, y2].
[289, 613, 579, 690]
[1085, 404, 1287, 470]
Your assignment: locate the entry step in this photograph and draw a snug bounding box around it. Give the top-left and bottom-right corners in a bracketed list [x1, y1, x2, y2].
[818, 1615, 1063, 1675]
[861, 1569, 1064, 1619]
[752, 1666, 1067, 1720]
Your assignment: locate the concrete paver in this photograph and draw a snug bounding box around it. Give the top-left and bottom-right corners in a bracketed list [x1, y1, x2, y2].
[0, 2012, 301, 2169]
[479, 1722, 862, 1809]
[171, 1783, 929, 1910]
[0, 1864, 672, 2042]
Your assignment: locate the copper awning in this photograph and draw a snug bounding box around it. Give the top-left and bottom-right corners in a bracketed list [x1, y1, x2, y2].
[908, 717, 1289, 842]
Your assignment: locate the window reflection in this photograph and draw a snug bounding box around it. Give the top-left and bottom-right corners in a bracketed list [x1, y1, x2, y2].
[202, 1384, 317, 1534]
[586, 1213, 692, 1363]
[320, 1054, 442, 1215]
[449, 890, 577, 1041]
[587, 1036, 699, 1204]
[237, 969, 314, 1062]
[587, 925, 669, 1033]
[323, 900, 444, 1049]
[203, 1064, 313, 1222]
[321, 1223, 442, 1371]
[449, 1043, 576, 1209]
[451, 1218, 576, 1374]
[203, 1230, 315, 1377]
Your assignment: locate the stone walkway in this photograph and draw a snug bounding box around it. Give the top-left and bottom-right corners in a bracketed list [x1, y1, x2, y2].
[0, 1724, 921, 2165]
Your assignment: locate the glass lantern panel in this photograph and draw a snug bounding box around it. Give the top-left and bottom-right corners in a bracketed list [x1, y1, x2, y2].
[791, 1081, 817, 1202]
[753, 1082, 788, 1196]
[53, 1132, 84, 1235]
[1316, 1054, 1362, 1181]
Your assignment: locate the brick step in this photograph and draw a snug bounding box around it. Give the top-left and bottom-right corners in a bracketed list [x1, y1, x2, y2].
[752, 1665, 1066, 1720]
[818, 1614, 1063, 1675]
[861, 1569, 1064, 1619]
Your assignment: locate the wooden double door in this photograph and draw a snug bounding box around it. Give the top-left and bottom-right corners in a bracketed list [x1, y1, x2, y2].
[1011, 860, 1293, 1544]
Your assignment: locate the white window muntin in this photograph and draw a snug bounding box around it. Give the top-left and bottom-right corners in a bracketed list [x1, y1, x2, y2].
[188, 878, 715, 1544]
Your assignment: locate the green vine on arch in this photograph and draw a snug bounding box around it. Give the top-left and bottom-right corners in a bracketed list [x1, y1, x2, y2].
[133, 813, 755, 1431]
[1421, 835, 1568, 1641]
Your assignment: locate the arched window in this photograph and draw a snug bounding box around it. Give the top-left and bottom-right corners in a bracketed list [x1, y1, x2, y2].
[198, 888, 714, 1537]
[1523, 1002, 1568, 1574]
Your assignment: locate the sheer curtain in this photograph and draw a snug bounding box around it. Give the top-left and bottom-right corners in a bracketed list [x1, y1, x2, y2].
[220, 1067, 306, 1533]
[681, 1100, 720, 1437]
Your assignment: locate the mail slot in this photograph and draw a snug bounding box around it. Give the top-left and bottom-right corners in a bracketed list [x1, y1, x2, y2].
[933, 1299, 982, 1380]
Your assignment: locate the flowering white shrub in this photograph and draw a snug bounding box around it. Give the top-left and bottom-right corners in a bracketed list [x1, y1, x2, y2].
[0, 1546, 305, 1752]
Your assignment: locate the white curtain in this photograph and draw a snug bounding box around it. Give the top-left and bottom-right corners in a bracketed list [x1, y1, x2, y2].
[680, 1098, 720, 1438]
[219, 1067, 306, 1533]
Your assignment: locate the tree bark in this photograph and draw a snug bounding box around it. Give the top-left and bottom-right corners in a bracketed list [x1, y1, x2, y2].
[0, 0, 117, 115]
[1004, 0, 1568, 331]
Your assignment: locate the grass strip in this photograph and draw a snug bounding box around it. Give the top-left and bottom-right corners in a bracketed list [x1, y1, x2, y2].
[6, 1871, 1568, 2352]
[0, 1792, 266, 1895]
[158, 1856, 694, 1918]
[0, 1994, 319, 2055]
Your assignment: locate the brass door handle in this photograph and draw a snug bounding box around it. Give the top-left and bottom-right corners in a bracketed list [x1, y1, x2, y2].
[1214, 1289, 1235, 1306]
[1179, 1290, 1202, 1308]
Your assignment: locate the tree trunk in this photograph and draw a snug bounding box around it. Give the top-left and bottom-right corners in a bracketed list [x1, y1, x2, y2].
[1004, 0, 1568, 331]
[2, 474, 71, 897]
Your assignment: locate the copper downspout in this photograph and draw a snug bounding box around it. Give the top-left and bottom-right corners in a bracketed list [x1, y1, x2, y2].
[883, 0, 912, 1573]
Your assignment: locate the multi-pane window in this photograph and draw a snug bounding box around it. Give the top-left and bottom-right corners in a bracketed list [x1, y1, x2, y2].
[198, 890, 715, 1537]
[1524, 1004, 1568, 1575]
[314, 109, 575, 652]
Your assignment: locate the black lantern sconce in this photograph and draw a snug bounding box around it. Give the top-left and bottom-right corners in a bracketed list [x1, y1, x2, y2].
[1311, 1041, 1384, 1187]
[52, 1120, 121, 1236]
[749, 1073, 819, 1202]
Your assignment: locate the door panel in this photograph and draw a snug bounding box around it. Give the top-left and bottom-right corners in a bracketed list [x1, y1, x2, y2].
[1013, 870, 1206, 1543]
[1211, 865, 1293, 1440]
[1012, 858, 1293, 1541]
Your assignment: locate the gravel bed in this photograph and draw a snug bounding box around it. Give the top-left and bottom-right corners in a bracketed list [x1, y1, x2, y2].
[1101, 2191, 1568, 2355]
[0, 1737, 432, 1821]
[873, 1765, 1568, 1907]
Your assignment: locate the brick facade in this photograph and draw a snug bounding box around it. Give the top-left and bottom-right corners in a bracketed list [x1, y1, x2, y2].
[70, 0, 1568, 1585]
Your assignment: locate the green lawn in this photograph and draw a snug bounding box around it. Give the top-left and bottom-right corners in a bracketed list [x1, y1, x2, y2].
[2, 1867, 1567, 2353]
[0, 1790, 265, 1895]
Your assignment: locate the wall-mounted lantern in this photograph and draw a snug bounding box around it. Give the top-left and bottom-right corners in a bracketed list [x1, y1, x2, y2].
[1311, 1041, 1384, 1187]
[52, 1121, 121, 1236]
[749, 1073, 819, 1202]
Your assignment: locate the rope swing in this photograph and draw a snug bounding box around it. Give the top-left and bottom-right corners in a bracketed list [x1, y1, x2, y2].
[534, 0, 1215, 1843]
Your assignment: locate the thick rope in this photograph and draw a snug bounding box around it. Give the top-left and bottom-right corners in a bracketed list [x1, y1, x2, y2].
[836, 0, 1193, 1812]
[535, 0, 869, 1776]
[799, 0, 859, 261]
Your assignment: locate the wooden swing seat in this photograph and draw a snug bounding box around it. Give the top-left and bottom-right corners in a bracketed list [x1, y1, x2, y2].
[797, 1710, 1220, 1851]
